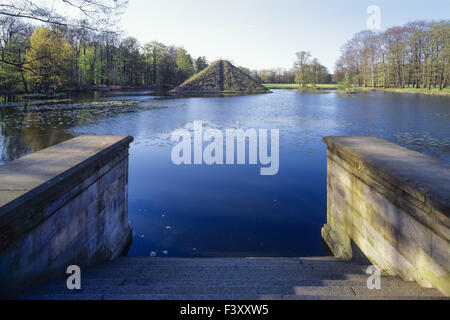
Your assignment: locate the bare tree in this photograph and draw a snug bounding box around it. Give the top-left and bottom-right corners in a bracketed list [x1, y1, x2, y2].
[334, 20, 449, 90]
[0, 0, 127, 32]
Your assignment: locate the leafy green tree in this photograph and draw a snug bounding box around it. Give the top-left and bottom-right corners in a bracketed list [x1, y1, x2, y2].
[143, 41, 166, 84]
[0, 34, 28, 91]
[78, 45, 99, 86]
[337, 72, 351, 89]
[294, 51, 311, 87]
[159, 46, 177, 86]
[119, 37, 144, 86]
[194, 56, 208, 73]
[25, 27, 74, 92]
[0, 16, 32, 91]
[176, 47, 194, 83]
[429, 21, 450, 90]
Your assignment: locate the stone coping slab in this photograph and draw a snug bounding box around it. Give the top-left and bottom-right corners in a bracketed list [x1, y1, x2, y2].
[0, 135, 133, 249]
[323, 136, 450, 221]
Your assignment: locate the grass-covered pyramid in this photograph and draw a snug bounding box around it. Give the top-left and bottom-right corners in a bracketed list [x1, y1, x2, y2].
[169, 60, 271, 95]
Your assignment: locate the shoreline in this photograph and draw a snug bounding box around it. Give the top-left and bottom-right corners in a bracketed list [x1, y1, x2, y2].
[353, 87, 450, 97]
[263, 84, 450, 97]
[0, 85, 171, 98]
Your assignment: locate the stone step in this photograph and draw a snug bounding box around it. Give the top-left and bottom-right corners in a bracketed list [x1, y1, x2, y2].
[111, 256, 338, 264]
[21, 257, 446, 300]
[22, 293, 447, 301]
[81, 260, 371, 274]
[27, 283, 442, 297]
[88, 256, 367, 267]
[29, 277, 425, 295]
[81, 267, 372, 279]
[81, 267, 372, 278]
[60, 277, 422, 288]
[108, 256, 362, 268]
[74, 273, 407, 285]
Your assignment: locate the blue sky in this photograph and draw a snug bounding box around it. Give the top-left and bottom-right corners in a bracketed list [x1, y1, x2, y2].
[121, 0, 450, 72]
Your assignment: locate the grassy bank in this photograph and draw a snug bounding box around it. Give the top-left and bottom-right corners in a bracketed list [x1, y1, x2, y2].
[263, 83, 338, 90]
[353, 87, 450, 96]
[263, 83, 450, 96]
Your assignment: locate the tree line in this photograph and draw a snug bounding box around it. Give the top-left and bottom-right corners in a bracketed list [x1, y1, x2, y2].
[0, 16, 210, 93]
[241, 53, 332, 86]
[0, 13, 335, 93]
[334, 20, 450, 90]
[1, 0, 447, 93]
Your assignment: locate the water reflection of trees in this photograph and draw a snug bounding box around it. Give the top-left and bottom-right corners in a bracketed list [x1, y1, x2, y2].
[0, 108, 73, 164]
[0, 100, 144, 164]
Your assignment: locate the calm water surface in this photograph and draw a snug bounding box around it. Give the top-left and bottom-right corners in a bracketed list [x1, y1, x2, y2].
[1, 90, 449, 257]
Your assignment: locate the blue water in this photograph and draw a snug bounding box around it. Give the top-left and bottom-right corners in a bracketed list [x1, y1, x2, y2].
[1, 89, 448, 257]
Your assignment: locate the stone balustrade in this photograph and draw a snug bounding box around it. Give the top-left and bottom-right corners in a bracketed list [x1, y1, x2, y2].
[0, 135, 133, 296]
[322, 136, 449, 296]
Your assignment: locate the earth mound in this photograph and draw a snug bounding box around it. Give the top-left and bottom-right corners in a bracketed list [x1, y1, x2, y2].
[169, 60, 271, 95]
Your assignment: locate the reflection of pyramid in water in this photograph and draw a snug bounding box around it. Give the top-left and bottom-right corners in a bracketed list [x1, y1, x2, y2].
[169, 60, 271, 95]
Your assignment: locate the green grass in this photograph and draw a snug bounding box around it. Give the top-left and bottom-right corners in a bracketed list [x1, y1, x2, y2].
[171, 60, 269, 94]
[263, 83, 300, 89]
[22, 92, 67, 99]
[263, 83, 338, 90]
[263, 83, 450, 96]
[354, 86, 450, 96]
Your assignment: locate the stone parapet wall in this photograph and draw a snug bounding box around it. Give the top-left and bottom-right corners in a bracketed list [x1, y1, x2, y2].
[322, 136, 449, 296]
[0, 135, 133, 295]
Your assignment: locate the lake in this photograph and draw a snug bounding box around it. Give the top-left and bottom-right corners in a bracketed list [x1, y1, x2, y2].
[0, 89, 449, 257]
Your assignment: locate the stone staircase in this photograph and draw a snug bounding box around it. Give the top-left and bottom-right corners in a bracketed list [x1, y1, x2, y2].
[22, 257, 446, 300]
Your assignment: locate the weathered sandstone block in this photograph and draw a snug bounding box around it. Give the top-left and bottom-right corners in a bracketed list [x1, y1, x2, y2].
[322, 136, 450, 296]
[0, 135, 133, 296]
